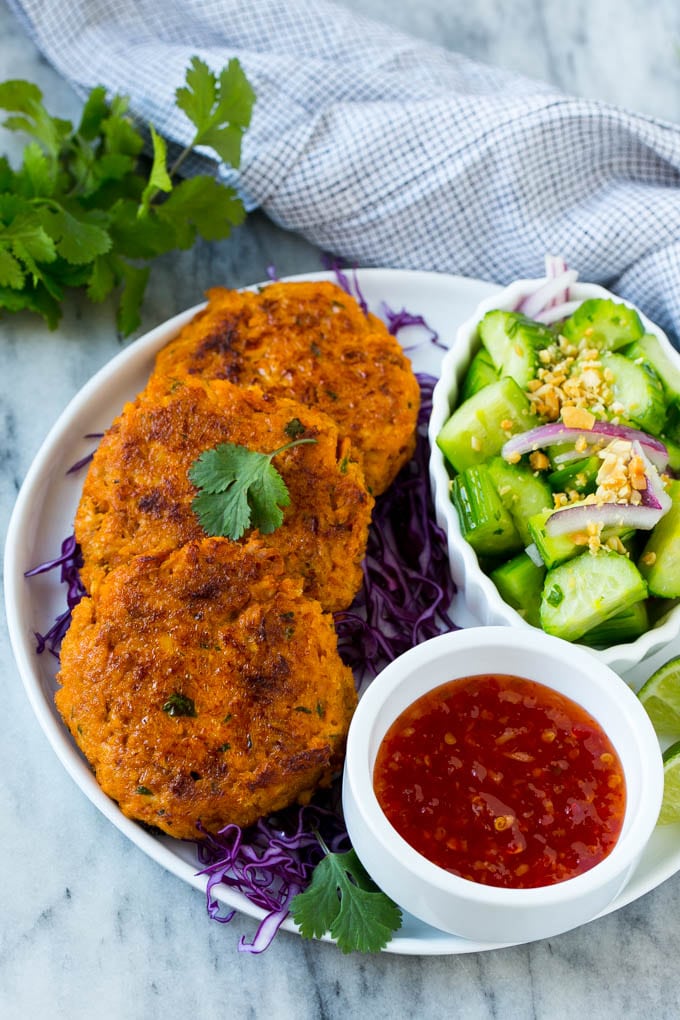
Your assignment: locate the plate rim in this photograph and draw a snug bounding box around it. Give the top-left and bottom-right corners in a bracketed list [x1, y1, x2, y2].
[4, 266, 680, 956]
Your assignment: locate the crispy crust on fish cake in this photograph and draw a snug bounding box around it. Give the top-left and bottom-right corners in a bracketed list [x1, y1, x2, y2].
[152, 280, 420, 495]
[75, 378, 372, 612]
[56, 538, 357, 838]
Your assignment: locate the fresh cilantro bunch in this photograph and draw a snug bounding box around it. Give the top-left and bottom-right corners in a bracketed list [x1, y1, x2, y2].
[0, 57, 255, 335]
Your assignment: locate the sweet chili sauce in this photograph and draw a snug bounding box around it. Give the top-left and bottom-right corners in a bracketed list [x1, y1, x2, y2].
[373, 674, 626, 889]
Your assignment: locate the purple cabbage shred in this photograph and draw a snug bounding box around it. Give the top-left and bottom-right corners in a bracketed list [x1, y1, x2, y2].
[335, 373, 457, 687]
[25, 534, 85, 658]
[196, 799, 349, 953]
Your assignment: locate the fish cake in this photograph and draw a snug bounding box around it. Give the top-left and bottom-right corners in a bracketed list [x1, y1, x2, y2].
[56, 538, 357, 839]
[152, 280, 421, 495]
[75, 377, 373, 612]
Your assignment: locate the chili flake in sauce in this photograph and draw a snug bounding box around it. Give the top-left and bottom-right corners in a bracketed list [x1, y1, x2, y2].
[373, 673, 626, 889]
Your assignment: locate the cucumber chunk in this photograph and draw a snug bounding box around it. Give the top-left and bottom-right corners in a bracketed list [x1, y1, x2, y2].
[451, 464, 522, 558]
[599, 351, 666, 436]
[639, 480, 680, 597]
[547, 455, 600, 497]
[528, 509, 584, 569]
[437, 377, 539, 474]
[579, 600, 649, 649]
[487, 457, 552, 546]
[622, 333, 680, 403]
[540, 549, 648, 642]
[460, 347, 499, 401]
[479, 310, 554, 388]
[561, 298, 644, 351]
[490, 552, 546, 627]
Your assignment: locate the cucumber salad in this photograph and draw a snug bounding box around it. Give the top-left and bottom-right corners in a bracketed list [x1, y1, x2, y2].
[436, 294, 680, 648]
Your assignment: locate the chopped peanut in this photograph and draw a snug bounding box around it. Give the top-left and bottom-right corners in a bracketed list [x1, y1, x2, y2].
[529, 451, 550, 471]
[561, 406, 596, 430]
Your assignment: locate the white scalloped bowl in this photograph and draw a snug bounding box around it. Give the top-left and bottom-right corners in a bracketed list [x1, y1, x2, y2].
[428, 277, 680, 675]
[342, 627, 663, 944]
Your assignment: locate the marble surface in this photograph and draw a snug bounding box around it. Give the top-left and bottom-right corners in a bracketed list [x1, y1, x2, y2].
[2, 1, 680, 1017]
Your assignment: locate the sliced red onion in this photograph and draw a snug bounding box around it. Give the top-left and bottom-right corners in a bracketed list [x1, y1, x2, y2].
[545, 501, 664, 536]
[534, 300, 582, 325]
[636, 442, 672, 513]
[517, 270, 579, 319]
[502, 422, 668, 472]
[525, 542, 544, 567]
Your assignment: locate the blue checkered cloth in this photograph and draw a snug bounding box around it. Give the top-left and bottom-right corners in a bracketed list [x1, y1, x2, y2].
[9, 0, 680, 339]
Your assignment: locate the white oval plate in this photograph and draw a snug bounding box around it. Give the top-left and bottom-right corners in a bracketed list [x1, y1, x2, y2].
[5, 268, 680, 955]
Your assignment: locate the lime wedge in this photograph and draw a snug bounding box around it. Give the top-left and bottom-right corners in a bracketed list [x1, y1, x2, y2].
[638, 655, 680, 737]
[659, 740, 680, 825]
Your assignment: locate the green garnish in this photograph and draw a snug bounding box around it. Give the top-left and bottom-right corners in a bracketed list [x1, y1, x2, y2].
[284, 418, 306, 440]
[189, 438, 316, 540]
[162, 692, 197, 717]
[290, 835, 402, 954]
[0, 56, 254, 335]
[136, 786, 153, 796]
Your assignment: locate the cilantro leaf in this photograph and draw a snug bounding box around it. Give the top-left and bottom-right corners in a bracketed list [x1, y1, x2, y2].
[174, 56, 254, 170]
[116, 260, 150, 337]
[290, 847, 402, 954]
[0, 248, 24, 288]
[189, 437, 315, 541]
[139, 124, 172, 214]
[41, 206, 112, 265]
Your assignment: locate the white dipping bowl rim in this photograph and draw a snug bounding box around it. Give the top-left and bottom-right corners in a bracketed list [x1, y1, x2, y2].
[342, 627, 663, 945]
[427, 277, 680, 674]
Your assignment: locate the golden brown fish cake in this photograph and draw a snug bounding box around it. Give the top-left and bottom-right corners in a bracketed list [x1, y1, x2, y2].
[152, 280, 420, 495]
[75, 377, 373, 612]
[56, 538, 357, 839]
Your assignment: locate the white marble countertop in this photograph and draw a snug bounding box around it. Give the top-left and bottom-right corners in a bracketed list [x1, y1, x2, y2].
[2, 2, 680, 1017]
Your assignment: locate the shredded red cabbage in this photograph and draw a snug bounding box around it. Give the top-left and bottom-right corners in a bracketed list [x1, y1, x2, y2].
[25, 534, 85, 658]
[196, 797, 348, 953]
[335, 374, 456, 686]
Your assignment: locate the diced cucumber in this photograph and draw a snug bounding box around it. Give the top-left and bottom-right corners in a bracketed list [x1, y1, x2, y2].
[621, 333, 680, 403]
[528, 508, 585, 569]
[660, 432, 680, 474]
[529, 508, 636, 570]
[579, 600, 649, 649]
[599, 351, 666, 436]
[490, 552, 546, 627]
[539, 549, 648, 642]
[436, 377, 539, 474]
[547, 456, 600, 496]
[460, 347, 499, 401]
[450, 464, 522, 558]
[487, 457, 552, 546]
[479, 310, 554, 388]
[639, 479, 680, 597]
[663, 401, 680, 444]
[561, 298, 644, 351]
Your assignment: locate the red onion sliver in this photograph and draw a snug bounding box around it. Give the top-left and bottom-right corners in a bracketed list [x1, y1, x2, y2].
[545, 501, 663, 536]
[517, 270, 579, 319]
[534, 300, 582, 325]
[502, 422, 668, 472]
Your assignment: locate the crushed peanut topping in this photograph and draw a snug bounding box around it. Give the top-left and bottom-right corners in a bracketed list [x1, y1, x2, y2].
[529, 451, 550, 471]
[527, 338, 614, 422]
[561, 406, 596, 430]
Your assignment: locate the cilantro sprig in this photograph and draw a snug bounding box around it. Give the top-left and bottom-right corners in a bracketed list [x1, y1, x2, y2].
[0, 56, 255, 335]
[290, 834, 402, 954]
[189, 436, 316, 541]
